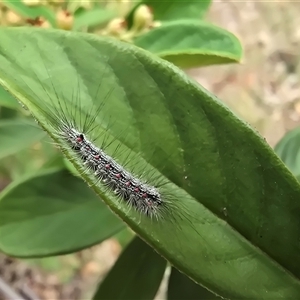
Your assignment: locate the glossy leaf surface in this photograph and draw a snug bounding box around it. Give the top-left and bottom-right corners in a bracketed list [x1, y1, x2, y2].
[0, 28, 299, 299]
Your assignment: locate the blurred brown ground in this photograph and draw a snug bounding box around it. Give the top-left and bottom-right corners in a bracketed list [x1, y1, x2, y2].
[1, 1, 300, 299]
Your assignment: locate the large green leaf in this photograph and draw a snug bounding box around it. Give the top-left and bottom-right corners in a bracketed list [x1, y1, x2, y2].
[0, 168, 125, 257]
[0, 118, 46, 160]
[134, 20, 242, 68]
[274, 126, 300, 177]
[0, 28, 300, 299]
[93, 236, 166, 300]
[168, 267, 220, 300]
[4, 0, 55, 26]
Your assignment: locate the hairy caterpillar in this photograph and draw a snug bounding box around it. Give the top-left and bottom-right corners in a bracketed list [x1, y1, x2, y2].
[53, 111, 164, 218]
[14, 48, 177, 221]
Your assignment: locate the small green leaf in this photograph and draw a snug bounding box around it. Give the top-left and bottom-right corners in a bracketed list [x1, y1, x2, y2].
[4, 0, 56, 26]
[0, 86, 19, 109]
[0, 119, 45, 160]
[74, 8, 116, 30]
[0, 107, 18, 119]
[134, 20, 243, 68]
[168, 267, 221, 300]
[274, 127, 300, 177]
[127, 0, 211, 28]
[0, 168, 125, 257]
[93, 236, 166, 300]
[142, 0, 211, 20]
